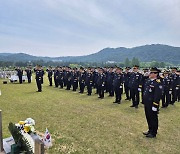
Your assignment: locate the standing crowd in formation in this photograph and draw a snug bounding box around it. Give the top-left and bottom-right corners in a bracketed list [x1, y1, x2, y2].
[15, 65, 179, 138]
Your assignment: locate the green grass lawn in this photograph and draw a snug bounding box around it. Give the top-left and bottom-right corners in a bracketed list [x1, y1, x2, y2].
[0, 76, 180, 154]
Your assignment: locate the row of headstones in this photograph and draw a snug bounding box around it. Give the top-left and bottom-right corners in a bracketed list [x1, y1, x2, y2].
[0, 110, 45, 154]
[0, 71, 17, 79]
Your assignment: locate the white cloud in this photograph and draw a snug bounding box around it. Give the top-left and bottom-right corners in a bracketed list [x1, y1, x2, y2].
[0, 0, 180, 56]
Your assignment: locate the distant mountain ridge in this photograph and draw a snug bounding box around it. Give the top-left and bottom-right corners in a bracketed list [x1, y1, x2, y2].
[0, 44, 180, 64]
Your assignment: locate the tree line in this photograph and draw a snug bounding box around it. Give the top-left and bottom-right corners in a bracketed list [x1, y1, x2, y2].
[0, 57, 176, 68]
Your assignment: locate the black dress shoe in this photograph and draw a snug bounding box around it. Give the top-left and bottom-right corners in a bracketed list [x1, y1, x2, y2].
[36, 91, 42, 92]
[113, 101, 118, 103]
[135, 105, 138, 108]
[143, 131, 150, 135]
[146, 134, 156, 138]
[130, 105, 135, 107]
[117, 101, 121, 104]
[125, 98, 129, 100]
[170, 102, 174, 105]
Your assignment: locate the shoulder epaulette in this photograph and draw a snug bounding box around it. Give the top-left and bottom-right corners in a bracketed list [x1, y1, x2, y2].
[160, 76, 164, 79]
[156, 79, 161, 83]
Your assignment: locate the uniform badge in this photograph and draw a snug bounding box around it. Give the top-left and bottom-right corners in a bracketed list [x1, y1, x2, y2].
[156, 79, 160, 83]
[159, 85, 163, 89]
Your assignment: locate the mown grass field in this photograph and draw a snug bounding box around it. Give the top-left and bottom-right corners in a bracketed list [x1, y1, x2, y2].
[0, 76, 180, 154]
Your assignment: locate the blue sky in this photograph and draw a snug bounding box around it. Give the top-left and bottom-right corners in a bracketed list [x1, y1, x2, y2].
[0, 0, 180, 57]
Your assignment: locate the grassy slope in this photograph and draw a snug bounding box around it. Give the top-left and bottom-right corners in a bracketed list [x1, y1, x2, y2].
[0, 76, 180, 154]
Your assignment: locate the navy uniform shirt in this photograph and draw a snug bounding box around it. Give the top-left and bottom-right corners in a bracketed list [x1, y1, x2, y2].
[35, 70, 43, 81]
[54, 70, 59, 80]
[71, 72, 78, 83]
[128, 72, 142, 89]
[113, 73, 123, 88]
[47, 70, 53, 78]
[143, 78, 162, 108]
[66, 71, 72, 81]
[107, 72, 114, 84]
[79, 72, 86, 84]
[25, 69, 32, 77]
[97, 73, 106, 86]
[58, 71, 64, 80]
[85, 72, 93, 86]
[16, 69, 23, 77]
[170, 73, 179, 88]
[123, 72, 131, 86]
[162, 76, 172, 91]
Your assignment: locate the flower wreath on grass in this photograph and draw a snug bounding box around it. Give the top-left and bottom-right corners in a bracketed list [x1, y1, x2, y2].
[8, 118, 52, 154]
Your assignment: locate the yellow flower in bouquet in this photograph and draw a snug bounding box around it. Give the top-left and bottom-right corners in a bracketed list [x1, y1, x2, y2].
[24, 124, 31, 133]
[24, 124, 35, 133]
[18, 121, 25, 125]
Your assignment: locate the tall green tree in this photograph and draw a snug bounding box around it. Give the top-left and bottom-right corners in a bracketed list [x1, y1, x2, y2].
[159, 62, 165, 68]
[124, 58, 131, 67]
[131, 57, 140, 66]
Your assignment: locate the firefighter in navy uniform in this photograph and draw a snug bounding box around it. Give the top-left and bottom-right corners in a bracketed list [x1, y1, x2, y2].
[47, 66, 53, 86]
[66, 67, 72, 90]
[63, 66, 67, 87]
[123, 67, 131, 100]
[79, 67, 86, 93]
[161, 70, 172, 108]
[128, 65, 142, 108]
[94, 68, 99, 94]
[113, 67, 124, 104]
[63, 68, 67, 88]
[143, 67, 162, 138]
[97, 68, 106, 99]
[71, 68, 78, 91]
[103, 67, 108, 93]
[177, 70, 180, 102]
[16, 67, 23, 84]
[141, 68, 149, 104]
[57, 67, 64, 89]
[25, 67, 32, 83]
[169, 67, 179, 105]
[107, 67, 115, 97]
[85, 68, 93, 96]
[35, 65, 43, 92]
[41, 66, 44, 84]
[54, 67, 59, 88]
